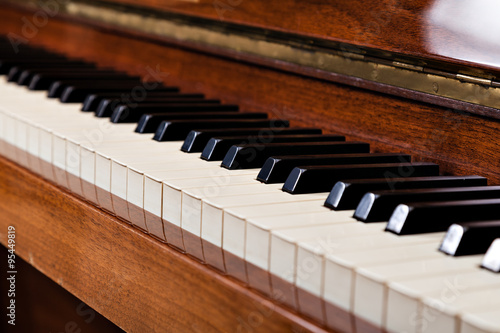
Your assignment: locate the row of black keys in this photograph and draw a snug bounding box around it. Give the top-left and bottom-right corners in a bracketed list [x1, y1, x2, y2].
[2, 39, 500, 265]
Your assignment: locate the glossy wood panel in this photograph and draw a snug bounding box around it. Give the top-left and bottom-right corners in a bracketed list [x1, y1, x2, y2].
[0, 246, 124, 333]
[0, 6, 497, 184]
[100, 0, 500, 74]
[0, 156, 330, 333]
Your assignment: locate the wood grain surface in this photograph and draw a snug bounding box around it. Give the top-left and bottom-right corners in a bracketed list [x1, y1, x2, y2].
[1, 5, 498, 184]
[0, 156, 332, 333]
[0, 246, 124, 333]
[94, 0, 500, 75]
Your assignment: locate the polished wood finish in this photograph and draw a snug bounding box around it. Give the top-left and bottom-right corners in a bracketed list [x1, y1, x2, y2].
[0, 156, 329, 333]
[0, 246, 124, 333]
[103, 0, 500, 75]
[0, 5, 498, 184]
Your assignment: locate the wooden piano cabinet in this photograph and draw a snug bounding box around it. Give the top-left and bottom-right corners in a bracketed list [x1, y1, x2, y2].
[0, 156, 330, 333]
[0, 246, 124, 333]
[0, 4, 498, 184]
[100, 0, 500, 74]
[0, 2, 499, 332]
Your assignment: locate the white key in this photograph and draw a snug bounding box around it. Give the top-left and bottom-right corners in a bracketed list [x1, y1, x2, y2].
[15, 119, 29, 168]
[161, 169, 258, 228]
[482, 238, 500, 273]
[27, 124, 41, 174]
[387, 268, 500, 333]
[52, 133, 68, 188]
[461, 308, 500, 333]
[223, 199, 331, 266]
[421, 288, 500, 333]
[202, 192, 330, 264]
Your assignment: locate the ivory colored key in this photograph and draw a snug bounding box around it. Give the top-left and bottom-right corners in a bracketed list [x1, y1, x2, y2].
[180, 183, 283, 230]
[88, 142, 207, 216]
[270, 225, 443, 324]
[222, 199, 336, 282]
[143, 173, 259, 242]
[159, 169, 258, 249]
[419, 288, 500, 333]
[481, 238, 500, 272]
[202, 192, 330, 271]
[461, 308, 500, 333]
[386, 268, 500, 333]
[241, 209, 356, 296]
[352, 253, 483, 329]
[303, 235, 448, 326]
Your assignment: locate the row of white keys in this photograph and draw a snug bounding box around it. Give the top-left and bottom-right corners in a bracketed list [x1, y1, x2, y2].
[271, 218, 442, 319]
[387, 266, 500, 333]
[272, 215, 500, 333]
[221, 198, 335, 280]
[0, 79, 343, 260]
[10, 77, 498, 333]
[0, 82, 238, 232]
[201, 192, 331, 266]
[0, 80, 379, 315]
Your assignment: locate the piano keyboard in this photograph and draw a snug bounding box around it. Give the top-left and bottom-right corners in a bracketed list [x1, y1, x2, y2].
[1, 40, 500, 333]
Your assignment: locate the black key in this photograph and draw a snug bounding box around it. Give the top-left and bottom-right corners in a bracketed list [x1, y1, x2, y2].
[283, 162, 439, 194]
[181, 127, 322, 153]
[440, 221, 500, 256]
[202, 134, 346, 161]
[58, 85, 179, 103]
[482, 239, 500, 272]
[11, 65, 98, 83]
[354, 186, 500, 222]
[386, 199, 500, 235]
[257, 153, 411, 184]
[47, 80, 143, 98]
[135, 112, 268, 133]
[325, 176, 488, 210]
[91, 93, 205, 114]
[0, 58, 81, 74]
[222, 142, 370, 170]
[111, 103, 234, 123]
[29, 73, 141, 90]
[154, 119, 290, 141]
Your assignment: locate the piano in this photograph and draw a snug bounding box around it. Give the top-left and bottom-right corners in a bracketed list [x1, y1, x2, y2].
[0, 1, 499, 332]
